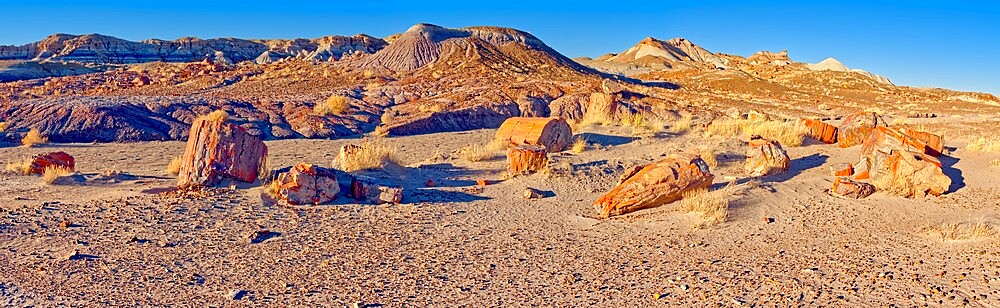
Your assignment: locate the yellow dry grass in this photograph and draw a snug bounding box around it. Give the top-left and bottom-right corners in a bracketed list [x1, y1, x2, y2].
[967, 137, 1000, 153]
[571, 136, 588, 154]
[314, 94, 351, 116]
[991, 159, 1000, 168]
[41, 166, 73, 184]
[21, 128, 48, 147]
[705, 119, 808, 147]
[680, 182, 734, 229]
[337, 139, 401, 172]
[670, 114, 693, 133]
[698, 146, 718, 168]
[203, 109, 229, 122]
[460, 138, 508, 162]
[166, 156, 183, 176]
[0, 121, 8, 132]
[4, 158, 33, 175]
[263, 180, 282, 199]
[924, 220, 998, 241]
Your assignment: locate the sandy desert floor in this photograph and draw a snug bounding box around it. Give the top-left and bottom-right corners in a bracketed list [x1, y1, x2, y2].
[1, 124, 999, 306]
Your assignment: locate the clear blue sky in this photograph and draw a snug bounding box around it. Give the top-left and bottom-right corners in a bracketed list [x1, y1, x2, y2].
[1, 1, 997, 95]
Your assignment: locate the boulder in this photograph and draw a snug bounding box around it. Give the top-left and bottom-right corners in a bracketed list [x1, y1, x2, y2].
[494, 117, 573, 152]
[831, 177, 875, 199]
[798, 118, 838, 144]
[28, 151, 75, 175]
[349, 175, 403, 204]
[594, 154, 714, 218]
[177, 115, 268, 189]
[874, 150, 950, 198]
[273, 163, 340, 205]
[897, 127, 944, 157]
[838, 112, 886, 148]
[862, 126, 938, 158]
[744, 136, 790, 177]
[507, 145, 548, 175]
[516, 97, 550, 118]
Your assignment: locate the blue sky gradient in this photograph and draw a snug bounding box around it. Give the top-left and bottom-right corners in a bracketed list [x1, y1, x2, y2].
[1, 1, 997, 94]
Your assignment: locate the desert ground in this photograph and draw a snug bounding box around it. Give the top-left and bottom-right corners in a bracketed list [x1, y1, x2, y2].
[2, 121, 999, 306]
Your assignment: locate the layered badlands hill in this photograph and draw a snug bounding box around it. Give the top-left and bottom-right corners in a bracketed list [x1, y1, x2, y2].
[1, 24, 668, 142]
[1, 26, 998, 144]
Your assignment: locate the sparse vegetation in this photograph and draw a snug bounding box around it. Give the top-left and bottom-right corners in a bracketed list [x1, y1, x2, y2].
[991, 159, 1000, 168]
[4, 158, 33, 175]
[41, 166, 73, 184]
[679, 182, 734, 229]
[699, 146, 718, 168]
[571, 136, 588, 154]
[336, 138, 401, 172]
[0, 121, 8, 132]
[460, 138, 508, 162]
[203, 109, 229, 122]
[263, 180, 282, 199]
[967, 137, 1000, 153]
[166, 156, 183, 176]
[705, 119, 808, 147]
[924, 220, 998, 241]
[21, 128, 48, 147]
[314, 94, 352, 116]
[670, 114, 693, 133]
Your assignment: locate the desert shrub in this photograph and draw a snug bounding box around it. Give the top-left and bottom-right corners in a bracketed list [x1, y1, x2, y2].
[166, 156, 183, 176]
[0, 121, 8, 132]
[336, 139, 400, 172]
[460, 138, 508, 162]
[21, 128, 48, 147]
[4, 158, 32, 175]
[380, 108, 396, 125]
[991, 159, 1000, 168]
[41, 166, 73, 184]
[679, 182, 734, 229]
[967, 137, 1000, 153]
[263, 180, 281, 199]
[314, 94, 351, 116]
[571, 136, 588, 154]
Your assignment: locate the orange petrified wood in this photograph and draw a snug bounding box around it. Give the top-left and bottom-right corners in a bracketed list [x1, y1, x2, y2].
[862, 126, 940, 159]
[507, 145, 548, 175]
[494, 117, 573, 152]
[594, 154, 714, 218]
[177, 116, 268, 188]
[28, 151, 75, 175]
[798, 118, 838, 144]
[898, 127, 944, 157]
[838, 112, 886, 148]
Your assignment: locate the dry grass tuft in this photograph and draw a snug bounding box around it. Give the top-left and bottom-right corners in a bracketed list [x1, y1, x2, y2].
[670, 114, 693, 133]
[337, 139, 400, 172]
[314, 94, 352, 116]
[680, 183, 734, 229]
[203, 110, 229, 123]
[0, 121, 8, 132]
[263, 180, 282, 199]
[698, 146, 718, 168]
[924, 220, 998, 241]
[991, 159, 1000, 168]
[41, 166, 73, 184]
[571, 136, 588, 154]
[4, 158, 33, 175]
[166, 156, 183, 176]
[460, 138, 508, 162]
[706, 119, 808, 147]
[21, 128, 48, 147]
[967, 137, 1000, 153]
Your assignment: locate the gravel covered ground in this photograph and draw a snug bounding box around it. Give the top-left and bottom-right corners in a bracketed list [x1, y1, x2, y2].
[2, 127, 999, 306]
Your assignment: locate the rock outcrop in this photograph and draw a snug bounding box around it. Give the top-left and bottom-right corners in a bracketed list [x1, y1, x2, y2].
[177, 114, 268, 189]
[744, 136, 791, 177]
[28, 151, 75, 175]
[594, 154, 714, 218]
[494, 117, 573, 152]
[799, 118, 838, 144]
[272, 163, 341, 205]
